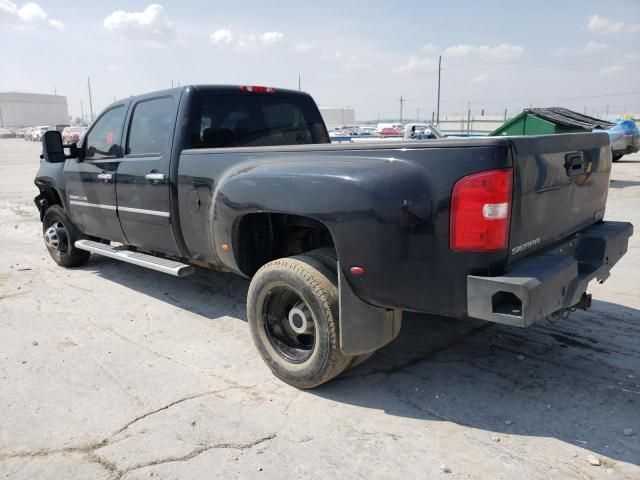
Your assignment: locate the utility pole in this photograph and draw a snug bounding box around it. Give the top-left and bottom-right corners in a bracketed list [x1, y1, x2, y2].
[54, 86, 57, 95]
[504, 108, 507, 121]
[399, 96, 404, 124]
[171, 79, 174, 88]
[80, 100, 85, 125]
[87, 77, 95, 123]
[467, 101, 471, 135]
[436, 55, 442, 125]
[606, 104, 610, 117]
[298, 74, 301, 91]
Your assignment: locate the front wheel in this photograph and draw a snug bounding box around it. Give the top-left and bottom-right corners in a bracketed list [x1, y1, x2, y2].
[42, 205, 90, 268]
[612, 153, 623, 162]
[247, 255, 351, 388]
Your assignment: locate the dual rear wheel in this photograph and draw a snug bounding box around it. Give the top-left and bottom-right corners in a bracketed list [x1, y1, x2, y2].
[247, 249, 373, 389]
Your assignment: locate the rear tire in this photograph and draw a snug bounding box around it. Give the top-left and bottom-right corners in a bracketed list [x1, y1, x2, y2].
[42, 205, 90, 268]
[247, 255, 351, 388]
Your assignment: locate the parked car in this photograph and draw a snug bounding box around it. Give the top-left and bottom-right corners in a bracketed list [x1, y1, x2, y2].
[603, 120, 640, 161]
[0, 127, 14, 138]
[404, 123, 444, 140]
[14, 128, 28, 138]
[34, 84, 633, 388]
[379, 127, 402, 137]
[30, 126, 51, 142]
[62, 126, 87, 144]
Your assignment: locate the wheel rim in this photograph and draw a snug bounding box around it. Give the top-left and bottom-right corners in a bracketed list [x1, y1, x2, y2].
[263, 287, 316, 363]
[44, 220, 69, 254]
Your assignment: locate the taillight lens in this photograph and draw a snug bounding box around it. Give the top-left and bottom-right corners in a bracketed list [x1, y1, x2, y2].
[450, 168, 512, 252]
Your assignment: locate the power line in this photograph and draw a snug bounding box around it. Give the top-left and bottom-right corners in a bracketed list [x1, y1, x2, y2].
[407, 89, 640, 105]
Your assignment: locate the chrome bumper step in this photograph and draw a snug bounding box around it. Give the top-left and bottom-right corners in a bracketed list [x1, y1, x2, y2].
[75, 240, 194, 277]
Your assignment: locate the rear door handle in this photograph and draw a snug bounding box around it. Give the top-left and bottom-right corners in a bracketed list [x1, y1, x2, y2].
[145, 172, 166, 182]
[97, 173, 112, 181]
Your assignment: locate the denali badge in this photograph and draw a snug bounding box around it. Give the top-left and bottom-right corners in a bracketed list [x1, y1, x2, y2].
[512, 237, 541, 255]
[69, 194, 88, 201]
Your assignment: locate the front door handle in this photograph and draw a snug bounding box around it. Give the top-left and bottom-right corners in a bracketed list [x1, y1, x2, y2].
[97, 172, 112, 181]
[145, 172, 166, 182]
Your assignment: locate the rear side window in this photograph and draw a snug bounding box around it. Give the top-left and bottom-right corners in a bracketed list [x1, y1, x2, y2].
[84, 106, 126, 159]
[127, 97, 175, 156]
[187, 91, 329, 149]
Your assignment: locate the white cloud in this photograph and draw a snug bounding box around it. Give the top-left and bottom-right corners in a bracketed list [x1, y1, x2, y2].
[587, 15, 640, 34]
[48, 18, 63, 30]
[210, 29, 285, 49]
[471, 73, 489, 84]
[0, 0, 18, 15]
[420, 43, 438, 53]
[444, 43, 524, 61]
[0, 0, 63, 29]
[210, 28, 234, 44]
[17, 2, 45, 22]
[598, 64, 626, 76]
[552, 40, 608, 57]
[103, 4, 176, 44]
[393, 55, 437, 74]
[293, 42, 314, 53]
[583, 40, 608, 53]
[260, 31, 284, 44]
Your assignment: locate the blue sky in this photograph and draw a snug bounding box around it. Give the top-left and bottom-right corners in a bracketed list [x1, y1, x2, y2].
[1, 0, 639, 121]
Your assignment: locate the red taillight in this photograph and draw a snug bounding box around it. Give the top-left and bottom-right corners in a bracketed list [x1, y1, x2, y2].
[240, 85, 276, 94]
[450, 168, 512, 252]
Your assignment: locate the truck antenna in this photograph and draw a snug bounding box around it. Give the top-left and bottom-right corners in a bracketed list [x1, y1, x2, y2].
[436, 55, 442, 125]
[87, 77, 95, 123]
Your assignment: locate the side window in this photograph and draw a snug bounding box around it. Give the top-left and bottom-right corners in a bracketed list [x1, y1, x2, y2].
[84, 106, 126, 159]
[127, 97, 174, 156]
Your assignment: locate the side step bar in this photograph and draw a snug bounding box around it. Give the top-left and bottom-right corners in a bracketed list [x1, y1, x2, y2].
[75, 240, 195, 277]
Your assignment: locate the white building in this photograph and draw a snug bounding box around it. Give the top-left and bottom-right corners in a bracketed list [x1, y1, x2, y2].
[319, 107, 355, 129]
[0, 92, 69, 127]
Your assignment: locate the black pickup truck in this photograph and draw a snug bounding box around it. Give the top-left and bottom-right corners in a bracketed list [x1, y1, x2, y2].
[34, 85, 633, 388]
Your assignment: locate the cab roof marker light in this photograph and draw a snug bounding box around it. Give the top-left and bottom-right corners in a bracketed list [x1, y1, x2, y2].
[240, 85, 276, 94]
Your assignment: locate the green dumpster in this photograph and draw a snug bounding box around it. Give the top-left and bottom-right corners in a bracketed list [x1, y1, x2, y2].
[490, 107, 613, 136]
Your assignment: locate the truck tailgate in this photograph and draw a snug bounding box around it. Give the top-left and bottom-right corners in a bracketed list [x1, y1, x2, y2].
[508, 132, 611, 261]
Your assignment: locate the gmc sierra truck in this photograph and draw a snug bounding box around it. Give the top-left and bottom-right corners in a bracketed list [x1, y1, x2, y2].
[34, 85, 633, 388]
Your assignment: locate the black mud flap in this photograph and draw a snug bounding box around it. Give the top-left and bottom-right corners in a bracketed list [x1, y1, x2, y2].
[467, 221, 633, 327]
[338, 264, 402, 355]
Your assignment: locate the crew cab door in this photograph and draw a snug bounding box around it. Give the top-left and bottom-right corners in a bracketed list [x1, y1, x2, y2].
[64, 103, 128, 242]
[115, 93, 181, 255]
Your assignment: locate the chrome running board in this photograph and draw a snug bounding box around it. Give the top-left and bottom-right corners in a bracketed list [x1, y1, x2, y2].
[75, 240, 194, 277]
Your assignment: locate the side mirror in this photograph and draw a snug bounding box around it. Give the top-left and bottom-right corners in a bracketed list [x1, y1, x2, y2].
[41, 130, 65, 163]
[41, 130, 80, 163]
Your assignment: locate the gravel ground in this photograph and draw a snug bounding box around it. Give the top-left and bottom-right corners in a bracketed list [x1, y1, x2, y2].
[0, 138, 638, 480]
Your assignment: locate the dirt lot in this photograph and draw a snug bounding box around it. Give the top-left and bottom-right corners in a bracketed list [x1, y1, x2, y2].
[0, 138, 638, 479]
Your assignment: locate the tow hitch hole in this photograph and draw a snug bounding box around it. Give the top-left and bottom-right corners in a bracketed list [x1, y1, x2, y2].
[492, 291, 522, 317]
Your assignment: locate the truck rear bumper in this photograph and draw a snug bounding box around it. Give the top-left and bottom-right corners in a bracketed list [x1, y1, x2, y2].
[467, 221, 633, 327]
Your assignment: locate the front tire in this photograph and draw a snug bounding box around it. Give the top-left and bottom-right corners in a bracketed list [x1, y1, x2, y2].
[42, 205, 90, 268]
[247, 255, 351, 388]
[612, 153, 623, 162]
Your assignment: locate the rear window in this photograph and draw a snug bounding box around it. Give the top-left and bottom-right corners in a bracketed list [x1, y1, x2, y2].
[187, 90, 329, 149]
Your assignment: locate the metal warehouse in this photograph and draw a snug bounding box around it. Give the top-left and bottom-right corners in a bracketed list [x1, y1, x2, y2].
[0, 92, 69, 128]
